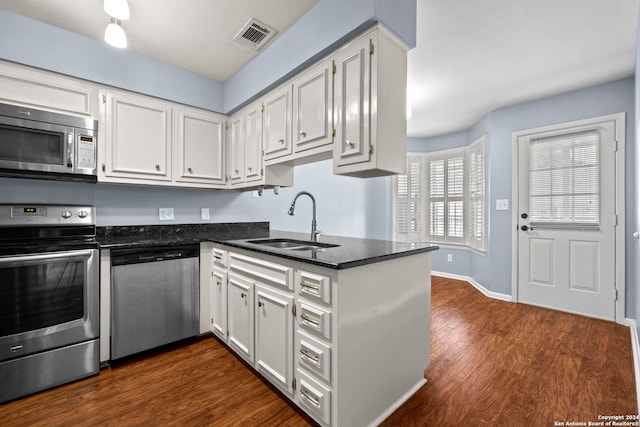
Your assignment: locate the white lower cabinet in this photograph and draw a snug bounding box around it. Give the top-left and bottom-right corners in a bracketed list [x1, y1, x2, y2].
[227, 273, 254, 363]
[212, 245, 431, 427]
[255, 284, 294, 394]
[210, 267, 227, 340]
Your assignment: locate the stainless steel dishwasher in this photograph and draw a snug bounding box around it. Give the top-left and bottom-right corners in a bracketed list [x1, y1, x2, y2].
[110, 244, 199, 360]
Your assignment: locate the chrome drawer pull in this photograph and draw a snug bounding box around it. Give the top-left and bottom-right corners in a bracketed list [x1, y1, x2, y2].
[301, 314, 320, 327]
[301, 282, 320, 293]
[301, 388, 320, 408]
[300, 347, 320, 364]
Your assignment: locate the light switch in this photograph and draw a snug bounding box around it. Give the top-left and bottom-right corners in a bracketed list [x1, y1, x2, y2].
[495, 199, 509, 211]
[201, 208, 210, 220]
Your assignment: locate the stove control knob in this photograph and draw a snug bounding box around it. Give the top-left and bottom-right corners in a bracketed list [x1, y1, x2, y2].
[78, 211, 88, 219]
[61, 211, 72, 219]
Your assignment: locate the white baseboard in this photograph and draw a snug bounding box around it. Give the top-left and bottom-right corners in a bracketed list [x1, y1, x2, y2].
[432, 271, 512, 302]
[625, 318, 640, 414]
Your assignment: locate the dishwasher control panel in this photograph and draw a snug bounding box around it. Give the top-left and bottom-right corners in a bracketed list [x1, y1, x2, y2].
[111, 244, 199, 266]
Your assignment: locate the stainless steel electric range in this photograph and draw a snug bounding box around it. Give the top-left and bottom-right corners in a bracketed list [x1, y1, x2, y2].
[0, 205, 99, 403]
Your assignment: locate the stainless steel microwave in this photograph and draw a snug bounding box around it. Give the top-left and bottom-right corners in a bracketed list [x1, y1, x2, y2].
[0, 102, 98, 182]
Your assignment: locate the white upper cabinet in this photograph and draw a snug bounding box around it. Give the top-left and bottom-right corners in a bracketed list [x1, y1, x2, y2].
[263, 85, 293, 162]
[0, 60, 97, 117]
[102, 90, 172, 182]
[228, 112, 245, 186]
[333, 25, 409, 177]
[174, 106, 226, 188]
[333, 35, 371, 169]
[244, 102, 263, 183]
[292, 59, 334, 154]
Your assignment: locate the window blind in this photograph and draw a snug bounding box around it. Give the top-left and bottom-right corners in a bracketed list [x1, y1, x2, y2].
[395, 155, 424, 241]
[528, 130, 600, 228]
[427, 154, 465, 244]
[468, 139, 485, 251]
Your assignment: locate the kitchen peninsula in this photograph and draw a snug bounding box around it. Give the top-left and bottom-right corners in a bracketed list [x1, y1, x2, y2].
[97, 223, 438, 426]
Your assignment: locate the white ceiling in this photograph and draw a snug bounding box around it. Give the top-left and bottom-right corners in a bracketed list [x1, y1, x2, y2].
[409, 0, 639, 137]
[0, 0, 318, 81]
[0, 0, 637, 138]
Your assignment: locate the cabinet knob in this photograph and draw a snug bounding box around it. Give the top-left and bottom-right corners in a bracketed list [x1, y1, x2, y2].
[155, 164, 160, 171]
[248, 167, 252, 172]
[188, 167, 193, 174]
[258, 301, 263, 308]
[278, 139, 284, 144]
[299, 131, 306, 137]
[241, 292, 246, 299]
[216, 281, 221, 287]
[235, 169, 239, 175]
[346, 140, 354, 147]
[101, 163, 106, 172]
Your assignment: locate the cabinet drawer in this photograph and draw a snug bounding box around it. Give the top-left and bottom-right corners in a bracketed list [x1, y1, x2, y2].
[296, 330, 331, 384]
[212, 248, 227, 268]
[296, 270, 331, 304]
[296, 368, 331, 425]
[297, 302, 331, 340]
[229, 252, 293, 291]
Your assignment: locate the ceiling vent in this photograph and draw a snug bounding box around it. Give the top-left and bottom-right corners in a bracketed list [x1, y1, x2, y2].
[233, 18, 277, 50]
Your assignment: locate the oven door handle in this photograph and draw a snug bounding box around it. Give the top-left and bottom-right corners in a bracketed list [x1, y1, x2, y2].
[0, 249, 95, 266]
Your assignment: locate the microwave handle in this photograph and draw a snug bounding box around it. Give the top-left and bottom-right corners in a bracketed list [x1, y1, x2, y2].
[67, 133, 73, 168]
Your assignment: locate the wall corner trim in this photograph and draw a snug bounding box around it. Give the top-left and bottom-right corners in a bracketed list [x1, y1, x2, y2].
[624, 318, 640, 414]
[431, 271, 512, 302]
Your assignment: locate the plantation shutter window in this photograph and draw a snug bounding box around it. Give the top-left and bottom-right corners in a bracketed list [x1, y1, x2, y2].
[394, 154, 425, 242]
[468, 137, 485, 251]
[528, 130, 600, 229]
[426, 154, 465, 244]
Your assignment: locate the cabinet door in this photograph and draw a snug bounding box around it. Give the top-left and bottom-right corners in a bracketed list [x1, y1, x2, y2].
[292, 60, 333, 153]
[228, 113, 245, 186]
[175, 107, 226, 187]
[244, 104, 263, 183]
[211, 268, 227, 340]
[263, 85, 292, 161]
[255, 284, 294, 395]
[227, 273, 254, 362]
[103, 91, 172, 181]
[333, 35, 372, 167]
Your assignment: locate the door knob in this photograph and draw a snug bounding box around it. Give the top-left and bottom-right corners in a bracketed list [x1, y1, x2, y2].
[521, 225, 534, 231]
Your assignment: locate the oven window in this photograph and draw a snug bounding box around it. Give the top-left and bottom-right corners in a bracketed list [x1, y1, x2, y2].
[0, 124, 65, 165]
[0, 258, 85, 336]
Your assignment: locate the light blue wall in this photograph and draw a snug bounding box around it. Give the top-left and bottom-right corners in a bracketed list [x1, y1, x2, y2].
[410, 78, 636, 314]
[0, 9, 225, 112]
[224, 0, 416, 112]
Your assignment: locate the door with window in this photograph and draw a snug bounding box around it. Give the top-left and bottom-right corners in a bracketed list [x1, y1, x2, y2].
[516, 118, 617, 320]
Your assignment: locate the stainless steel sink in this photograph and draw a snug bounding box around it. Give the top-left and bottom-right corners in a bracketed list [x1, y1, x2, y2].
[246, 238, 339, 251]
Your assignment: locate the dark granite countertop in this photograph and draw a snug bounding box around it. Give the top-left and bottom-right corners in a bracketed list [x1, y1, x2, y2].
[219, 230, 439, 270]
[96, 222, 269, 249]
[96, 223, 438, 269]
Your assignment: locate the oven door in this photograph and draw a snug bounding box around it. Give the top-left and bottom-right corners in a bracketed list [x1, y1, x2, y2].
[0, 115, 75, 175]
[0, 248, 99, 363]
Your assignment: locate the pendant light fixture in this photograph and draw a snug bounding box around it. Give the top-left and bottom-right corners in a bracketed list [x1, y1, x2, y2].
[105, 18, 127, 48]
[104, 0, 130, 49]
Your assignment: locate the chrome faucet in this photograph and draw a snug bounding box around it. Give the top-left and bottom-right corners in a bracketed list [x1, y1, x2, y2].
[288, 191, 320, 242]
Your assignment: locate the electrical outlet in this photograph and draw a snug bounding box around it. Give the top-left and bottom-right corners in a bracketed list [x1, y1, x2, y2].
[159, 208, 174, 221]
[496, 199, 509, 211]
[201, 208, 210, 220]
[447, 254, 453, 262]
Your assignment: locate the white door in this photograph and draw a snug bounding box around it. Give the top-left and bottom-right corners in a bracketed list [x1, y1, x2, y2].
[254, 284, 294, 395]
[517, 119, 617, 320]
[244, 103, 263, 183]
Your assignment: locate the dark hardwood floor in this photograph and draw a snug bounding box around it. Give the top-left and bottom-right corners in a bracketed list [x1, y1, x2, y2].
[1, 276, 636, 426]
